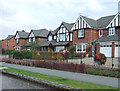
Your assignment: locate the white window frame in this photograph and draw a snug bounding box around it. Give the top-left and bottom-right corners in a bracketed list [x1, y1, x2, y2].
[78, 29, 84, 38]
[99, 30, 103, 37]
[76, 44, 86, 53]
[109, 27, 115, 36]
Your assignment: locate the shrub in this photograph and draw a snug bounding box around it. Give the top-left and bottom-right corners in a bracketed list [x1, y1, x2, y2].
[13, 50, 32, 59]
[69, 45, 76, 58]
[94, 53, 106, 65]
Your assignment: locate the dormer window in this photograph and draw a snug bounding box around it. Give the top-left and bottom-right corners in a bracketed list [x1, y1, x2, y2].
[48, 35, 52, 41]
[78, 29, 84, 38]
[99, 30, 103, 37]
[109, 27, 115, 35]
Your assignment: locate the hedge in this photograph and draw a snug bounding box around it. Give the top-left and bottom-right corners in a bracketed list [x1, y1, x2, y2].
[13, 50, 32, 59]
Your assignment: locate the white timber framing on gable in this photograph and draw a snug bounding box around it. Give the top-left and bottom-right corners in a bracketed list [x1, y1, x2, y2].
[29, 31, 35, 38]
[56, 23, 70, 42]
[71, 15, 91, 30]
[106, 13, 120, 28]
[15, 32, 20, 39]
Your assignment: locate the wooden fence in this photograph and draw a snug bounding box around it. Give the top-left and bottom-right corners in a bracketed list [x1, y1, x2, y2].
[32, 51, 63, 61]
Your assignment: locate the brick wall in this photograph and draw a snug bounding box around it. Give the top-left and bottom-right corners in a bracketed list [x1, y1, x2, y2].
[116, 27, 120, 34]
[73, 28, 99, 45]
[2, 37, 8, 50]
[8, 37, 16, 50]
[37, 37, 46, 42]
[15, 38, 27, 50]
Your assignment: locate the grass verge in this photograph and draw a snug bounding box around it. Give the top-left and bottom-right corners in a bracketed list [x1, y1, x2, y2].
[2, 67, 119, 90]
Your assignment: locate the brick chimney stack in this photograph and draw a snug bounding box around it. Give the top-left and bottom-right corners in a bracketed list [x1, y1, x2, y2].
[22, 30, 25, 32]
[118, 1, 120, 13]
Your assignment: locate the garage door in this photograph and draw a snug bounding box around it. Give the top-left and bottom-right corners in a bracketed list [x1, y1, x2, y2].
[115, 44, 120, 57]
[100, 44, 112, 57]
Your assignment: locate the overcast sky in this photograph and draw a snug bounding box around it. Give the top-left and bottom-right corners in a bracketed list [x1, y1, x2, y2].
[0, 0, 120, 40]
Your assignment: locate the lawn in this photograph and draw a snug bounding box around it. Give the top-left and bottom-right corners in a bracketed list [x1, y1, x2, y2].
[2, 67, 119, 90]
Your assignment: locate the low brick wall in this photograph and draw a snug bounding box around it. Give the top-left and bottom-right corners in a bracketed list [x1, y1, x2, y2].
[68, 57, 120, 68]
[2, 70, 82, 91]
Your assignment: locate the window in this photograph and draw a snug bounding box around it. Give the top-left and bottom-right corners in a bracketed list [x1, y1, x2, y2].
[29, 38, 31, 42]
[99, 30, 103, 37]
[76, 44, 86, 53]
[8, 40, 9, 47]
[60, 34, 65, 41]
[54, 36, 56, 40]
[109, 27, 115, 35]
[43, 47, 48, 51]
[33, 37, 36, 42]
[78, 29, 84, 38]
[48, 35, 52, 41]
[56, 46, 65, 52]
[16, 38, 19, 44]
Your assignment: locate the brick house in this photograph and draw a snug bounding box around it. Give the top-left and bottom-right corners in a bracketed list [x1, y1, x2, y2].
[14, 30, 29, 50]
[38, 22, 74, 52]
[25, 29, 49, 50]
[94, 13, 120, 58]
[72, 12, 120, 57]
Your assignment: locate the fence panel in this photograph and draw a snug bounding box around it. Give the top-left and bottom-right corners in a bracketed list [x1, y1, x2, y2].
[32, 51, 63, 61]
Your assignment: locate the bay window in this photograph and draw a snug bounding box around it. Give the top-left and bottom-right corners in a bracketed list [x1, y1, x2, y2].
[76, 44, 86, 53]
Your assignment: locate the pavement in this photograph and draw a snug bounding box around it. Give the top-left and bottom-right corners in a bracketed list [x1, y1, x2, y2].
[0, 62, 119, 88]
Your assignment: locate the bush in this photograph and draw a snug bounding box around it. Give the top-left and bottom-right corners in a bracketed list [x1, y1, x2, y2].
[69, 45, 76, 58]
[2, 49, 14, 55]
[13, 50, 32, 59]
[94, 53, 106, 65]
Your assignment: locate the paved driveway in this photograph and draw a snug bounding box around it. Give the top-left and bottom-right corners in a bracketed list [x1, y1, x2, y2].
[0, 62, 119, 88]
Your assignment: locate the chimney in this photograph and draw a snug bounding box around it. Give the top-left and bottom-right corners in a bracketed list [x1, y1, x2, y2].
[118, 1, 120, 13]
[22, 30, 25, 32]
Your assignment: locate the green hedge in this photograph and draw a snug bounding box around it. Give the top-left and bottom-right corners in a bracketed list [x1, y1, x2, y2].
[13, 50, 32, 59]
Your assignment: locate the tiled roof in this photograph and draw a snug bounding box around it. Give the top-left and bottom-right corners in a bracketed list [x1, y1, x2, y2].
[32, 29, 49, 37]
[18, 31, 29, 38]
[81, 14, 116, 28]
[95, 34, 120, 42]
[38, 39, 69, 47]
[8, 35, 14, 40]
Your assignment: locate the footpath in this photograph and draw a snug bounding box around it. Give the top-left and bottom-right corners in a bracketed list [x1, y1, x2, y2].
[0, 62, 119, 88]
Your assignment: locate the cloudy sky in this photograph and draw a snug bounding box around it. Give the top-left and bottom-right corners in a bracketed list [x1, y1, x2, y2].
[0, 0, 120, 40]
